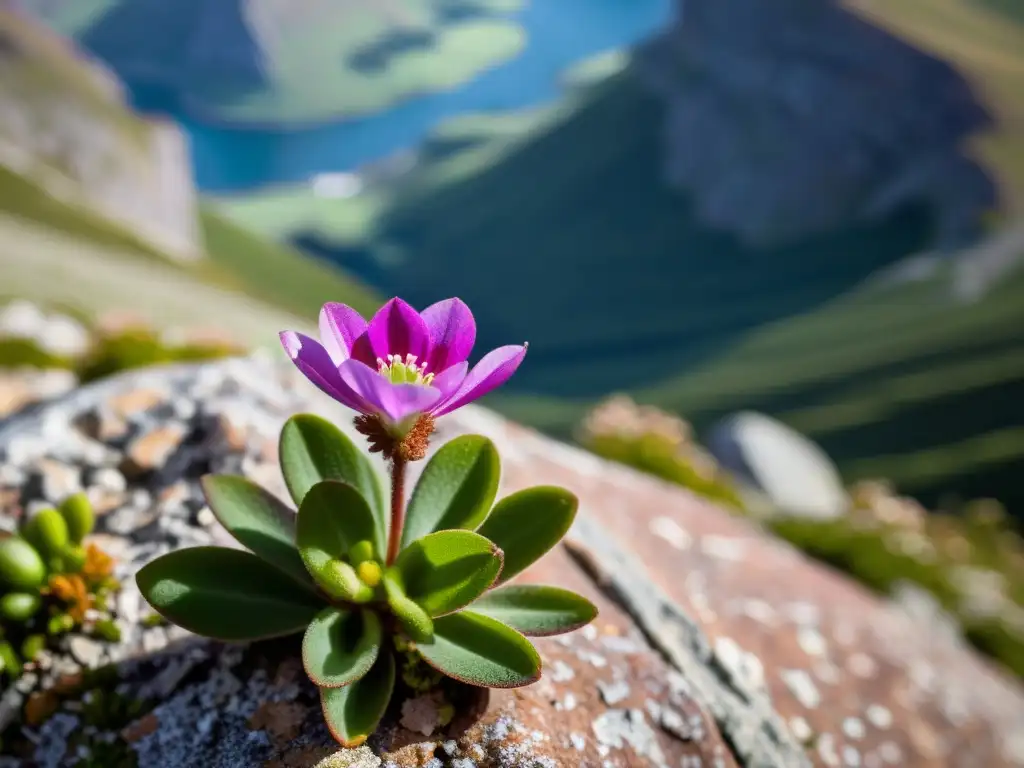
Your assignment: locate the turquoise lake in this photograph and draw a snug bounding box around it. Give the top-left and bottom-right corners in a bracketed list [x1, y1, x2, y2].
[136, 0, 673, 192]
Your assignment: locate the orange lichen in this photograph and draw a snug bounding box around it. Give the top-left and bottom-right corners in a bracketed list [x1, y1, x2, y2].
[46, 573, 92, 624]
[82, 542, 115, 585]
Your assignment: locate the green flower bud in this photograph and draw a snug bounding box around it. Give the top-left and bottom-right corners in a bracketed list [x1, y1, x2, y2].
[20, 634, 46, 663]
[316, 559, 373, 603]
[0, 537, 46, 590]
[0, 592, 41, 623]
[62, 545, 87, 573]
[21, 508, 69, 559]
[382, 569, 433, 643]
[356, 560, 382, 588]
[47, 556, 66, 575]
[59, 493, 95, 544]
[348, 539, 375, 566]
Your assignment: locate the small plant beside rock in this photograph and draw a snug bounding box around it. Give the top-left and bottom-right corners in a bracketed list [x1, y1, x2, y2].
[0, 493, 119, 681]
[136, 298, 598, 746]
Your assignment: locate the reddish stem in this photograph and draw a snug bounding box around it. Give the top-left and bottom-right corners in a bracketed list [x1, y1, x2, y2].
[386, 456, 407, 565]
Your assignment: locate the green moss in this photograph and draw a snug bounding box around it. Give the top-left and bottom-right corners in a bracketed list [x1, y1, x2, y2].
[0, 337, 72, 370]
[75, 326, 239, 383]
[198, 205, 379, 319]
[769, 512, 1024, 678]
[584, 432, 745, 511]
[0, 166, 169, 264]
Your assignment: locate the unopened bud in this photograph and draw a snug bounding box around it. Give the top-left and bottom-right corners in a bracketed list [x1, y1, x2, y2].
[317, 559, 373, 603]
[348, 540, 375, 565]
[356, 560, 382, 588]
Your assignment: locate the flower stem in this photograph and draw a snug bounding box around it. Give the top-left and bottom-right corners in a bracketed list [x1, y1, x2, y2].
[386, 456, 407, 566]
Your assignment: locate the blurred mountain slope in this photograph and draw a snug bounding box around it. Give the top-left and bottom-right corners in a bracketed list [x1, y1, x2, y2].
[0, 7, 379, 337]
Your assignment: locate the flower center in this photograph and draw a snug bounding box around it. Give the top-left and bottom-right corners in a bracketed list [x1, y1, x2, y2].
[377, 354, 435, 386]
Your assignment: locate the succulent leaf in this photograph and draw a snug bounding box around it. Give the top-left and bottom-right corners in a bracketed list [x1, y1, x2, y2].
[21, 508, 69, 559]
[0, 537, 46, 591]
[477, 486, 578, 585]
[200, 474, 312, 588]
[280, 414, 387, 555]
[135, 546, 325, 641]
[382, 569, 434, 642]
[401, 435, 500, 549]
[0, 592, 42, 623]
[321, 650, 395, 747]
[296, 481, 377, 579]
[470, 584, 598, 636]
[415, 610, 541, 688]
[302, 607, 382, 688]
[58, 492, 95, 544]
[393, 530, 502, 617]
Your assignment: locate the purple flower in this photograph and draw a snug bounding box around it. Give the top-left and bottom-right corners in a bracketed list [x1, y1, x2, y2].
[280, 298, 527, 433]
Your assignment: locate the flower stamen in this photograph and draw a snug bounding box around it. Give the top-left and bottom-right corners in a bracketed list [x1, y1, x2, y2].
[377, 353, 435, 386]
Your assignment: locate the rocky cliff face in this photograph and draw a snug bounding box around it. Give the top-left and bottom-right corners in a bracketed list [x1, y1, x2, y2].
[0, 356, 1021, 766]
[0, 6, 200, 261]
[636, 0, 997, 249]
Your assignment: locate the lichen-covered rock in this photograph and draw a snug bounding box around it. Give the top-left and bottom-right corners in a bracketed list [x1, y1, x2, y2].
[1, 354, 1022, 767]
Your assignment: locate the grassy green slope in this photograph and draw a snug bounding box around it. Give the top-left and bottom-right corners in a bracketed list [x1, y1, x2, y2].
[219, 1, 1024, 509]
[0, 162, 379, 332]
[22, 0, 526, 126]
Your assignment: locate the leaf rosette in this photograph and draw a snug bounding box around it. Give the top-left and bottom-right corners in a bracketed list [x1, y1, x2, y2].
[137, 298, 597, 748]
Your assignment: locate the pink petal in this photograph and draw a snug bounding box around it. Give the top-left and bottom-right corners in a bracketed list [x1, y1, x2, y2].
[365, 298, 430, 364]
[421, 298, 476, 373]
[432, 345, 527, 416]
[279, 332, 369, 412]
[429, 361, 468, 404]
[318, 303, 367, 365]
[338, 360, 442, 424]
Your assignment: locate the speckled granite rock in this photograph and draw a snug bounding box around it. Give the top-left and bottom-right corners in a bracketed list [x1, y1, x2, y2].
[1, 354, 1022, 767]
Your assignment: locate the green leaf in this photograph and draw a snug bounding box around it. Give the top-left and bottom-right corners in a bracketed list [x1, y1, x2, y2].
[200, 475, 312, 588]
[296, 480, 378, 579]
[471, 585, 598, 636]
[401, 435, 500, 549]
[393, 530, 502, 617]
[382, 569, 434, 642]
[416, 611, 541, 688]
[280, 414, 387, 555]
[135, 546, 325, 641]
[302, 607, 381, 688]
[477, 486, 578, 585]
[321, 650, 395, 747]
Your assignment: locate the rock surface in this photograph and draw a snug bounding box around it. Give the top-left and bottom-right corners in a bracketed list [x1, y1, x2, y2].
[637, 0, 996, 249]
[0, 354, 1022, 767]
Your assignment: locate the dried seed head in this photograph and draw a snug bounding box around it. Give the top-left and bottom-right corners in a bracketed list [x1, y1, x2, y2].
[353, 413, 435, 461]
